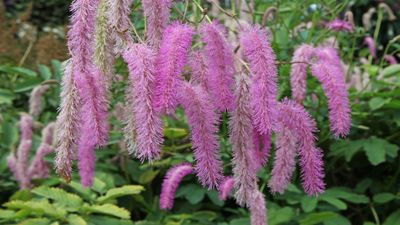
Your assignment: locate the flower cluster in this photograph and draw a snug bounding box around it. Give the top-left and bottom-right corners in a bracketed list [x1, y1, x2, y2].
[55, 1, 352, 224]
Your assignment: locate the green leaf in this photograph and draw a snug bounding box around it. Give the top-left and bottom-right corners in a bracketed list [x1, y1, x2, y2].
[19, 218, 51, 225]
[320, 196, 347, 210]
[230, 218, 250, 225]
[329, 140, 363, 162]
[373, 193, 397, 204]
[97, 185, 144, 203]
[38, 64, 52, 80]
[67, 214, 87, 225]
[67, 181, 95, 200]
[1, 121, 18, 148]
[4, 200, 66, 218]
[92, 178, 108, 194]
[87, 204, 130, 219]
[323, 215, 351, 225]
[0, 88, 15, 105]
[164, 128, 188, 139]
[382, 64, 400, 78]
[363, 137, 399, 165]
[299, 212, 339, 225]
[206, 190, 224, 207]
[324, 188, 369, 204]
[88, 215, 134, 225]
[0, 209, 16, 219]
[51, 60, 62, 81]
[383, 210, 400, 225]
[369, 97, 386, 110]
[32, 186, 83, 210]
[14, 78, 43, 93]
[269, 206, 294, 225]
[10, 189, 32, 201]
[301, 197, 318, 212]
[180, 184, 206, 204]
[191, 211, 217, 223]
[138, 169, 159, 184]
[0, 65, 37, 77]
[363, 222, 376, 225]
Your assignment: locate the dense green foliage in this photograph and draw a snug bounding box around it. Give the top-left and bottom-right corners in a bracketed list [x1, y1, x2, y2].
[0, 0, 399, 224]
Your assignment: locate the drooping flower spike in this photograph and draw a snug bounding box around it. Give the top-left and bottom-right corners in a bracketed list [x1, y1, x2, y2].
[270, 99, 325, 195]
[364, 36, 376, 59]
[55, 60, 80, 183]
[249, 190, 267, 225]
[290, 44, 315, 104]
[189, 51, 210, 92]
[29, 85, 50, 117]
[252, 129, 272, 171]
[179, 82, 223, 189]
[123, 43, 164, 162]
[218, 176, 234, 201]
[240, 25, 278, 134]
[384, 55, 398, 65]
[326, 18, 354, 32]
[200, 21, 235, 112]
[160, 163, 194, 210]
[154, 22, 195, 114]
[312, 47, 351, 138]
[230, 73, 258, 206]
[142, 0, 173, 48]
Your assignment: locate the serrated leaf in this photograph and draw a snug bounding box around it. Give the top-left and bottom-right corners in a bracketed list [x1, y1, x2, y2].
[68, 214, 87, 225]
[88, 215, 135, 225]
[97, 185, 144, 203]
[67, 181, 96, 200]
[10, 189, 32, 201]
[92, 178, 107, 194]
[19, 218, 51, 225]
[4, 200, 66, 218]
[87, 204, 130, 219]
[0, 209, 15, 219]
[373, 193, 397, 204]
[32, 186, 83, 210]
[363, 137, 399, 165]
[300, 212, 339, 225]
[192, 211, 217, 222]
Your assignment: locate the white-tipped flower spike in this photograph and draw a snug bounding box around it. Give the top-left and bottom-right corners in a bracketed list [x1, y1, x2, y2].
[249, 191, 267, 225]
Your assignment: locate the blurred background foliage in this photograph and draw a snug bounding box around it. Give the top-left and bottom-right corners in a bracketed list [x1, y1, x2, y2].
[0, 0, 399, 225]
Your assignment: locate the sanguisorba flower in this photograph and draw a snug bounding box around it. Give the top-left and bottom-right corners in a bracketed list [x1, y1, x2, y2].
[240, 25, 278, 134]
[230, 73, 258, 206]
[290, 44, 315, 104]
[55, 60, 80, 183]
[270, 99, 325, 195]
[218, 176, 234, 201]
[179, 82, 223, 189]
[252, 129, 271, 171]
[189, 50, 210, 92]
[364, 36, 376, 59]
[312, 47, 351, 138]
[160, 163, 193, 210]
[142, 0, 172, 48]
[249, 190, 267, 225]
[326, 18, 354, 32]
[384, 55, 398, 65]
[154, 22, 194, 114]
[123, 43, 164, 162]
[200, 21, 235, 112]
[29, 85, 50, 117]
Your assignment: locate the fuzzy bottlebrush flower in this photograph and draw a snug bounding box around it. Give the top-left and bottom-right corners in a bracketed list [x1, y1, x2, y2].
[218, 176, 234, 201]
[268, 128, 297, 194]
[160, 163, 193, 210]
[68, 0, 109, 186]
[271, 99, 325, 195]
[142, 0, 172, 48]
[290, 44, 315, 104]
[364, 37, 376, 59]
[189, 51, 210, 92]
[326, 18, 354, 32]
[154, 22, 194, 114]
[179, 82, 223, 189]
[249, 190, 267, 225]
[7, 155, 18, 180]
[20, 114, 33, 141]
[200, 21, 235, 112]
[312, 47, 351, 138]
[230, 73, 258, 206]
[240, 25, 278, 134]
[384, 55, 398, 65]
[15, 140, 33, 189]
[29, 85, 50, 117]
[106, 0, 133, 53]
[122, 43, 164, 161]
[252, 130, 271, 171]
[55, 60, 80, 183]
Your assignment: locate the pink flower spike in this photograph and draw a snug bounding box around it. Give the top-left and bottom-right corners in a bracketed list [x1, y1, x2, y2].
[142, 0, 173, 48]
[218, 177, 234, 201]
[240, 25, 278, 134]
[326, 18, 354, 32]
[290, 44, 315, 104]
[29, 85, 50, 117]
[16, 140, 33, 189]
[179, 82, 223, 189]
[384, 55, 398, 65]
[122, 43, 164, 162]
[20, 114, 33, 141]
[230, 73, 258, 206]
[252, 129, 272, 171]
[107, 0, 134, 53]
[28, 143, 53, 179]
[78, 137, 96, 187]
[249, 190, 267, 225]
[7, 155, 18, 180]
[189, 51, 210, 92]
[200, 21, 235, 112]
[364, 37, 376, 58]
[154, 22, 194, 114]
[160, 163, 193, 210]
[312, 47, 351, 138]
[275, 99, 325, 195]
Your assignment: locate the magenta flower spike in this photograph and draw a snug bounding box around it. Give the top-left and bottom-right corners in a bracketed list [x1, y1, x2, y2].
[249, 191, 267, 225]
[154, 22, 194, 114]
[20, 114, 33, 141]
[230, 73, 258, 206]
[28, 143, 53, 179]
[272, 99, 325, 195]
[122, 43, 164, 161]
[179, 82, 223, 189]
[364, 36, 376, 58]
[29, 85, 50, 117]
[290, 44, 315, 104]
[218, 176, 234, 201]
[326, 18, 354, 32]
[384, 55, 398, 65]
[142, 0, 172, 48]
[252, 129, 272, 171]
[7, 155, 18, 180]
[160, 163, 193, 210]
[312, 47, 351, 138]
[200, 21, 235, 112]
[16, 140, 33, 189]
[189, 51, 210, 92]
[107, 0, 134, 53]
[240, 25, 278, 134]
